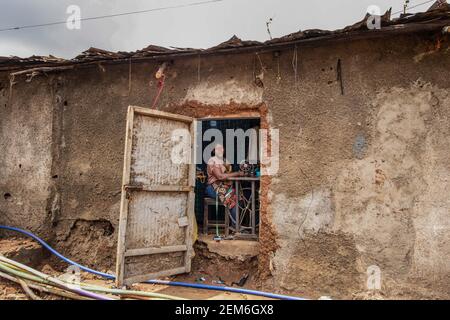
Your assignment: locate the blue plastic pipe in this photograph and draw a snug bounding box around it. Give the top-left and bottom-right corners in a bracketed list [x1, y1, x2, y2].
[145, 279, 308, 300]
[0, 225, 306, 300]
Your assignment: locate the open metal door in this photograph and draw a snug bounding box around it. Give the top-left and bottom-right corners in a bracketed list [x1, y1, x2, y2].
[116, 106, 195, 287]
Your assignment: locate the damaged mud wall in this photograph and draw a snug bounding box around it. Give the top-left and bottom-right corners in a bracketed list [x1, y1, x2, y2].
[1, 30, 449, 298]
[264, 33, 450, 298]
[0, 75, 54, 238]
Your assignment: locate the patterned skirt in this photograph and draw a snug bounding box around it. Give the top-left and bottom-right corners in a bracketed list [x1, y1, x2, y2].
[211, 180, 237, 209]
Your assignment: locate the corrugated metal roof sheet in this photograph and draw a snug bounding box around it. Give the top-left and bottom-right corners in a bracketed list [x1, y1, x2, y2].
[1, 6, 449, 71]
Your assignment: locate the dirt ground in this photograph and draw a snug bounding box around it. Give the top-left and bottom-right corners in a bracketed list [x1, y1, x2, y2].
[0, 236, 448, 300]
[0, 236, 270, 300]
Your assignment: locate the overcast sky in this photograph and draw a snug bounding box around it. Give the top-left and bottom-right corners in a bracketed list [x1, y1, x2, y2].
[0, 0, 440, 59]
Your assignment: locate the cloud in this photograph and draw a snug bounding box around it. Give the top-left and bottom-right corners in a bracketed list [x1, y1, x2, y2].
[0, 0, 122, 58]
[0, 0, 414, 59]
[0, 39, 35, 58]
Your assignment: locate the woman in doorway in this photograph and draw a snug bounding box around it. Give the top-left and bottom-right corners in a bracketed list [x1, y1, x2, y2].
[205, 144, 243, 227]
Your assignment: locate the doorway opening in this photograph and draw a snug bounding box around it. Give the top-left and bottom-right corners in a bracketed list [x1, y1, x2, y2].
[116, 106, 263, 286]
[194, 117, 261, 241]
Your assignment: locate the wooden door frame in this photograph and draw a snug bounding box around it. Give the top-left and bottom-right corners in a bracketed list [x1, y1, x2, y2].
[115, 106, 196, 287]
[196, 113, 262, 240]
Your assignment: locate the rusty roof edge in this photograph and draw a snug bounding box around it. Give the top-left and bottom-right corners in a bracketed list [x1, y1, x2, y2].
[1, 17, 450, 73]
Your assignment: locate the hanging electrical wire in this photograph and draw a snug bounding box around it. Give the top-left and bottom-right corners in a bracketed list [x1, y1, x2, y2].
[0, 0, 224, 32]
[291, 45, 298, 86]
[0, 0, 442, 34]
[391, 0, 436, 16]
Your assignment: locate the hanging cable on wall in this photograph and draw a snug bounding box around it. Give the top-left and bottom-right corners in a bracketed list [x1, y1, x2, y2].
[275, 51, 281, 84]
[292, 45, 298, 87]
[128, 58, 132, 96]
[151, 62, 167, 110]
[197, 55, 201, 83]
[254, 53, 266, 88]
